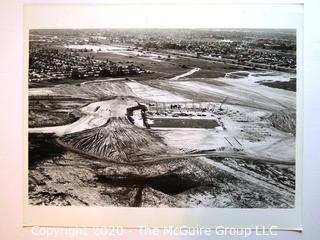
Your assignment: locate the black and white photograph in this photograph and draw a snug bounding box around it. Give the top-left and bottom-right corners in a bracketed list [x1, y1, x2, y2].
[28, 28, 297, 208]
[10, 0, 320, 238]
[8, 0, 320, 238]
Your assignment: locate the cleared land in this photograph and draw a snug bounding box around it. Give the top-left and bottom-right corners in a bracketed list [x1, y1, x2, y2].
[29, 44, 296, 208]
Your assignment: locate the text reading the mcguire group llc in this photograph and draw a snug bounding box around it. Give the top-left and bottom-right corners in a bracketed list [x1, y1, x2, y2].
[31, 225, 278, 237]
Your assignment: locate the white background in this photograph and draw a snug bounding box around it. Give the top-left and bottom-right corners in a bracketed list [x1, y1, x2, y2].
[1, 0, 320, 239]
[22, 2, 303, 231]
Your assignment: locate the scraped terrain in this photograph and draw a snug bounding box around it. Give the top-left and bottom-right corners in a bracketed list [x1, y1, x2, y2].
[29, 43, 296, 208]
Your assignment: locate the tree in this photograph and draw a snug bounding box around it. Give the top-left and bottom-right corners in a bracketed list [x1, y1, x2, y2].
[71, 68, 79, 79]
[99, 69, 111, 77]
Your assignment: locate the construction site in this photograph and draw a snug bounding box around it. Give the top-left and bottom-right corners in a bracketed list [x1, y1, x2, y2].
[28, 29, 296, 208]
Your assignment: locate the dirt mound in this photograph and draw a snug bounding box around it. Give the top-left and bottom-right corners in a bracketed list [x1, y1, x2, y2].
[58, 117, 168, 163]
[225, 71, 250, 79]
[268, 111, 296, 135]
[259, 79, 296, 92]
[31, 81, 135, 99]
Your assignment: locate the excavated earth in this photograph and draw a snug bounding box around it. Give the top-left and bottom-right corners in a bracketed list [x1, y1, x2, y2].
[58, 117, 170, 163]
[29, 140, 294, 207]
[29, 122, 295, 207]
[28, 72, 296, 208]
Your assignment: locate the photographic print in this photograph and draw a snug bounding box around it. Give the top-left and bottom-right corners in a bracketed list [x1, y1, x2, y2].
[28, 28, 297, 208]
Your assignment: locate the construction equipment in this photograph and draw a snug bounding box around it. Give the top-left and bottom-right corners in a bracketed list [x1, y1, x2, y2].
[126, 102, 150, 128]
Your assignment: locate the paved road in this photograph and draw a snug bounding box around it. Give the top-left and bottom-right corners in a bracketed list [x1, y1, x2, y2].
[170, 67, 200, 80]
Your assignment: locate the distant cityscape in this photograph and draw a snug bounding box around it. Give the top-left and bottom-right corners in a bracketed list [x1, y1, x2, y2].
[29, 29, 296, 82]
[29, 45, 147, 82]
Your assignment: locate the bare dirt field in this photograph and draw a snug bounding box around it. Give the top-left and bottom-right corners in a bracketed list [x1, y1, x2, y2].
[29, 45, 296, 208]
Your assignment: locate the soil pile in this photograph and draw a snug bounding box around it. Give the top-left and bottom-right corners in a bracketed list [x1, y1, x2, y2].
[268, 111, 296, 135]
[58, 117, 168, 162]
